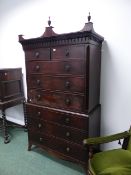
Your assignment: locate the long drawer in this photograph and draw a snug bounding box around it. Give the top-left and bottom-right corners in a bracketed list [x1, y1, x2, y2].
[0, 68, 22, 81]
[26, 60, 85, 75]
[28, 89, 85, 112]
[28, 131, 87, 162]
[26, 103, 89, 131]
[28, 117, 87, 145]
[27, 75, 85, 93]
[0, 68, 24, 102]
[0, 80, 23, 101]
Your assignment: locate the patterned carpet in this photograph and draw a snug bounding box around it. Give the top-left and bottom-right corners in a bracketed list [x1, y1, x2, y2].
[0, 127, 84, 175]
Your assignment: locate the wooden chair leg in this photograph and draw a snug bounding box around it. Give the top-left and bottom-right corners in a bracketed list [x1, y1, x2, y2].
[2, 110, 10, 144]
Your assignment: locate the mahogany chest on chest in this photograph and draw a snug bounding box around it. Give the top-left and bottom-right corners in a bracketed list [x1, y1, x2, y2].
[19, 17, 104, 167]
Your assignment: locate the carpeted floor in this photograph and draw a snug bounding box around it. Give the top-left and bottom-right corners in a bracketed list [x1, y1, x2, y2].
[0, 127, 85, 175]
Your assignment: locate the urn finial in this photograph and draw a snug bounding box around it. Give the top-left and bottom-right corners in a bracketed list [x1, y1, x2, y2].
[48, 16, 51, 26]
[88, 12, 91, 22]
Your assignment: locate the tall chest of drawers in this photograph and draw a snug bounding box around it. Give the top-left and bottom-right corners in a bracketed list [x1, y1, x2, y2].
[19, 16, 104, 168]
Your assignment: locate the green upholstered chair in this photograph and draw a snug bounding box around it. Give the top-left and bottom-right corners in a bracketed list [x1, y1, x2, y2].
[83, 127, 131, 175]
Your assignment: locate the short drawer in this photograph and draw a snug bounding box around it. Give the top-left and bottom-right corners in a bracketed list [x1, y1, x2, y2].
[28, 118, 87, 145]
[28, 90, 85, 112]
[26, 60, 85, 75]
[25, 48, 50, 60]
[27, 75, 85, 93]
[51, 45, 85, 59]
[26, 104, 89, 131]
[0, 68, 22, 81]
[28, 131, 87, 162]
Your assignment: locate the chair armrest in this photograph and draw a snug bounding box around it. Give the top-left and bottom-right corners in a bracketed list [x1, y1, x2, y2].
[83, 131, 130, 145]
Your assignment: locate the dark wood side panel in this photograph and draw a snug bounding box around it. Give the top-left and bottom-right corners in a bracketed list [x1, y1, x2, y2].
[88, 104, 101, 138]
[86, 45, 102, 112]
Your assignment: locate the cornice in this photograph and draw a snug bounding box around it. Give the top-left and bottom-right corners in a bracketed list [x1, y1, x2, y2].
[19, 15, 104, 50]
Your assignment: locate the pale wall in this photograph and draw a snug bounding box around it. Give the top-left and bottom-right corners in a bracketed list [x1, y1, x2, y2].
[0, 0, 131, 149]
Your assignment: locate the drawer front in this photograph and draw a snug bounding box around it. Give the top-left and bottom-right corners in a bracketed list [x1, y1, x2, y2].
[28, 131, 87, 162]
[27, 75, 85, 93]
[51, 45, 85, 59]
[25, 48, 50, 61]
[26, 60, 85, 75]
[0, 80, 23, 101]
[28, 117, 87, 145]
[28, 90, 84, 112]
[26, 104, 89, 131]
[0, 69, 22, 81]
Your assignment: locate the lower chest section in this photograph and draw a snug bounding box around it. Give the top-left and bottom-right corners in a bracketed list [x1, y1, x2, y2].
[26, 103, 100, 165]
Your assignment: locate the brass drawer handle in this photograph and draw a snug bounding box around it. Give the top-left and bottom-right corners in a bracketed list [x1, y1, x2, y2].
[37, 111, 41, 117]
[37, 94, 41, 100]
[36, 79, 41, 85]
[65, 81, 70, 89]
[66, 132, 70, 137]
[65, 117, 70, 123]
[66, 147, 70, 152]
[35, 52, 40, 58]
[65, 98, 71, 106]
[64, 65, 70, 72]
[29, 98, 32, 102]
[38, 123, 42, 128]
[39, 137, 43, 142]
[35, 65, 40, 71]
[4, 72, 7, 76]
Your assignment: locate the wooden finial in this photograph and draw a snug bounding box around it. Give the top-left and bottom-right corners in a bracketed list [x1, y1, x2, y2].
[88, 12, 91, 22]
[48, 16, 51, 26]
[41, 16, 57, 37]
